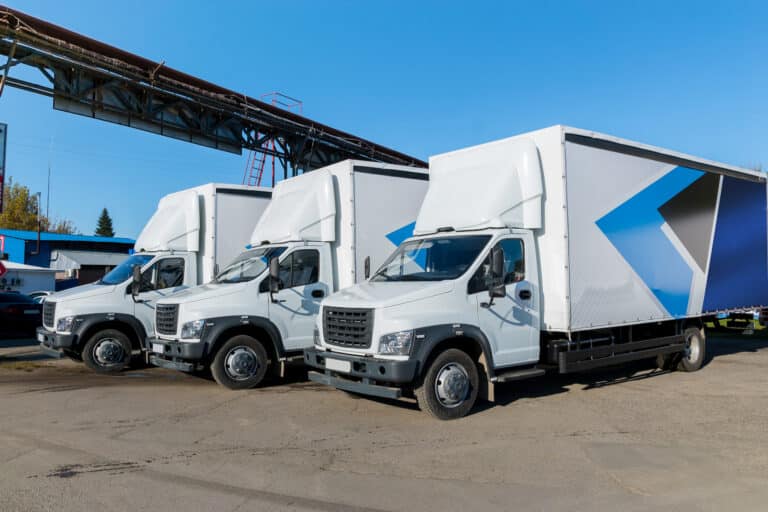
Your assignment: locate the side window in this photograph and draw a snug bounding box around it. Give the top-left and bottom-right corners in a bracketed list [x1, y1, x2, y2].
[499, 239, 524, 284]
[467, 239, 525, 294]
[157, 258, 185, 289]
[290, 250, 319, 287]
[140, 258, 185, 292]
[258, 250, 319, 292]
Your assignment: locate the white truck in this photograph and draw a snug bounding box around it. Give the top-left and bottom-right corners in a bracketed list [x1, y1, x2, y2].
[305, 125, 768, 419]
[146, 160, 429, 389]
[37, 183, 272, 372]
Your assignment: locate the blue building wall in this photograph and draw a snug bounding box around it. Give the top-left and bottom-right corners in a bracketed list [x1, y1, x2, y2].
[2, 236, 25, 263]
[0, 229, 134, 267]
[24, 242, 53, 268]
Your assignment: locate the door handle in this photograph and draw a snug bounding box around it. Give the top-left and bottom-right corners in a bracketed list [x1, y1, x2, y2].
[311, 289, 325, 299]
[518, 289, 532, 300]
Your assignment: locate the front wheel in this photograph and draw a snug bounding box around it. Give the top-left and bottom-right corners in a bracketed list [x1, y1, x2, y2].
[415, 349, 479, 420]
[211, 335, 270, 390]
[82, 329, 133, 373]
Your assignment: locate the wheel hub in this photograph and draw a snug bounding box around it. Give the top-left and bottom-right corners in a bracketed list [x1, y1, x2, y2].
[434, 363, 470, 408]
[685, 333, 701, 362]
[225, 346, 260, 380]
[94, 338, 124, 365]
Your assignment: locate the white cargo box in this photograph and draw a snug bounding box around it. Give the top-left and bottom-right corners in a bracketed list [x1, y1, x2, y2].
[135, 183, 272, 282]
[426, 126, 768, 332]
[251, 160, 429, 291]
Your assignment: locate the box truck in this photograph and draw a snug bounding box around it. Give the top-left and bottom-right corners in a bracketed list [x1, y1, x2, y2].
[37, 183, 271, 373]
[305, 126, 768, 419]
[146, 161, 429, 389]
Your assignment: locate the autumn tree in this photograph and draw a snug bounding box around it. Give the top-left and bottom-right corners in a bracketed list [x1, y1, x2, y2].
[0, 177, 77, 234]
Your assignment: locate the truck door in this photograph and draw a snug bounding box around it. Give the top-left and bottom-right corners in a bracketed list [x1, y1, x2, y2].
[469, 233, 540, 368]
[266, 245, 331, 351]
[132, 256, 189, 335]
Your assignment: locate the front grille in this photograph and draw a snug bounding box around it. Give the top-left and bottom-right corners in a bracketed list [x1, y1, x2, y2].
[43, 301, 56, 329]
[156, 304, 179, 335]
[323, 307, 373, 349]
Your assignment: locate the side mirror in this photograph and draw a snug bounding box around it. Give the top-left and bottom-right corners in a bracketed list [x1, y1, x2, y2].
[482, 246, 506, 308]
[131, 264, 141, 302]
[490, 246, 505, 280]
[268, 257, 280, 300]
[364, 256, 371, 279]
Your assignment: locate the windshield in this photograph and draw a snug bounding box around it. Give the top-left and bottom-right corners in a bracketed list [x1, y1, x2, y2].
[215, 247, 287, 284]
[372, 235, 491, 282]
[100, 254, 154, 285]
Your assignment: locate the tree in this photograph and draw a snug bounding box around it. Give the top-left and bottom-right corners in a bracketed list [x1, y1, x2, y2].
[0, 176, 77, 234]
[95, 208, 115, 237]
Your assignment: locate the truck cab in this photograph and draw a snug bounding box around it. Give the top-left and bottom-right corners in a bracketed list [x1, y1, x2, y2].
[147, 160, 429, 389]
[148, 240, 332, 388]
[38, 250, 195, 370]
[37, 183, 271, 372]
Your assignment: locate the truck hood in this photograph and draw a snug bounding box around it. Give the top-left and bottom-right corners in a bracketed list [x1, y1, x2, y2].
[325, 281, 454, 309]
[158, 282, 248, 305]
[48, 282, 117, 302]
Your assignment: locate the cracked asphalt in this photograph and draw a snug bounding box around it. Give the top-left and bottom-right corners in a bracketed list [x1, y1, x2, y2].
[1, 333, 767, 511]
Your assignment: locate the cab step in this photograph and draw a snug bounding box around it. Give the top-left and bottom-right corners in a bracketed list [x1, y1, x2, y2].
[492, 367, 546, 383]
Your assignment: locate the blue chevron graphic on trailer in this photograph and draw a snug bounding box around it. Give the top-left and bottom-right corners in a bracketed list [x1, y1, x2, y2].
[596, 167, 704, 317]
[386, 221, 417, 247]
[386, 221, 426, 269]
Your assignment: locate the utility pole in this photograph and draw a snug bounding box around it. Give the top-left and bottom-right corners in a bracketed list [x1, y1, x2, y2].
[46, 136, 51, 220]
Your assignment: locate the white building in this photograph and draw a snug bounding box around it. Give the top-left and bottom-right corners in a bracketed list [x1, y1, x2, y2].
[1, 261, 56, 295]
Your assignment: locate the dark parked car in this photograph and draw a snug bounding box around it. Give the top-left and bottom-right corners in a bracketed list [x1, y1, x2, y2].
[0, 292, 43, 337]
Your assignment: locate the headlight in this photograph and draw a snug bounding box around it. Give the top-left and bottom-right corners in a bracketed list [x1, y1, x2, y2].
[313, 326, 321, 347]
[56, 316, 76, 333]
[378, 330, 414, 355]
[180, 319, 205, 339]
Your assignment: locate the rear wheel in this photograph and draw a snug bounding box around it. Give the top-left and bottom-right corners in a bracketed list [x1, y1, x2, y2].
[82, 329, 132, 373]
[211, 335, 270, 390]
[677, 327, 706, 372]
[656, 327, 706, 372]
[415, 349, 479, 420]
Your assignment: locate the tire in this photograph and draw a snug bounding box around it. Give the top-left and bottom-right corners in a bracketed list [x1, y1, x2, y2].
[82, 329, 133, 373]
[211, 335, 270, 390]
[415, 348, 479, 420]
[677, 327, 706, 372]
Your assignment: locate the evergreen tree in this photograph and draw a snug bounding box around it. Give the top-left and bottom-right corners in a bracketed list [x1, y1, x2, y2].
[95, 208, 115, 237]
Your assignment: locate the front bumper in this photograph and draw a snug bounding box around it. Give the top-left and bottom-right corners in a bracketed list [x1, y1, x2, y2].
[37, 327, 76, 358]
[146, 337, 206, 372]
[304, 347, 419, 388]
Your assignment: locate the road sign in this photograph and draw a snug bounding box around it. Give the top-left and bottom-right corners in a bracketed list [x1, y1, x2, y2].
[0, 123, 6, 213]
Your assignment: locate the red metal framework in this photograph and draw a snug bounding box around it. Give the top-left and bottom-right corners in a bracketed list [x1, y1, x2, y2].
[243, 93, 303, 187]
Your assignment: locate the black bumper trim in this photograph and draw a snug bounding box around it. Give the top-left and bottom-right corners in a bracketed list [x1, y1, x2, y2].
[304, 347, 418, 384]
[146, 337, 206, 360]
[308, 371, 402, 399]
[37, 327, 76, 358]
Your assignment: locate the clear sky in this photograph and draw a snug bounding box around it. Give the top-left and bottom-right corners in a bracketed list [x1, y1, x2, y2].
[1, 0, 766, 238]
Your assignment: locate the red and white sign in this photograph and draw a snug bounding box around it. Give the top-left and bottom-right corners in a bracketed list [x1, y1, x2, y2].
[0, 260, 6, 278]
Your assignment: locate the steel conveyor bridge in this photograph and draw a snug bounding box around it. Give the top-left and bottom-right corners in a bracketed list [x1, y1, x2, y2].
[0, 5, 426, 178]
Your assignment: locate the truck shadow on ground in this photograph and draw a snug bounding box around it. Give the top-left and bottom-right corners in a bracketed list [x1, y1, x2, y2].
[475, 333, 768, 415]
[349, 334, 768, 417]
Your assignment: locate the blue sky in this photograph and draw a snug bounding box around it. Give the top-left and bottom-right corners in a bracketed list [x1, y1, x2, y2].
[1, 0, 766, 237]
